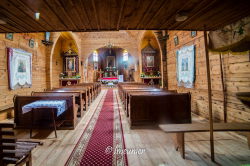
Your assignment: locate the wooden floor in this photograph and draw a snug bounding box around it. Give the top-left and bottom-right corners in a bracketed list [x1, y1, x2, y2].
[4, 89, 250, 166]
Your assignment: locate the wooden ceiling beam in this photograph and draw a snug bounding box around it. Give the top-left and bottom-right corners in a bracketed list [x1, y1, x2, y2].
[0, 23, 23, 33]
[14, 0, 55, 31]
[52, 0, 79, 29]
[160, 0, 207, 30]
[0, 8, 35, 32]
[125, 0, 142, 30]
[202, 4, 250, 30]
[108, 0, 111, 30]
[1, 0, 50, 32]
[91, 0, 100, 31]
[145, 0, 168, 29]
[158, 0, 198, 29]
[171, 0, 218, 30]
[43, 0, 69, 29]
[135, 0, 157, 29]
[116, 0, 126, 30]
[181, 0, 232, 30]
[0, 0, 249, 32]
[79, 0, 92, 30]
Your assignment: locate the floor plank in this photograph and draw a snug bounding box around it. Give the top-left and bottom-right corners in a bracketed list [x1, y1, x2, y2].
[3, 89, 250, 166]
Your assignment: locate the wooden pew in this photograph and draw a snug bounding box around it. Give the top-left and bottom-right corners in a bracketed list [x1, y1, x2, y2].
[0, 122, 40, 166]
[159, 123, 250, 159]
[51, 87, 89, 110]
[123, 88, 164, 115]
[118, 85, 150, 101]
[32, 91, 85, 117]
[77, 82, 101, 99]
[14, 95, 78, 129]
[128, 92, 191, 128]
[67, 84, 95, 103]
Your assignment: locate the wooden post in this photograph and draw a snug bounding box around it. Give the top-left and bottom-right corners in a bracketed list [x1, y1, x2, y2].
[219, 53, 227, 123]
[203, 29, 215, 161]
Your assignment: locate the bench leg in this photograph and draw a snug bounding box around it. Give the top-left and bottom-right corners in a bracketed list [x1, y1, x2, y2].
[26, 153, 32, 166]
[247, 132, 250, 149]
[51, 109, 57, 138]
[30, 109, 34, 138]
[172, 133, 185, 159]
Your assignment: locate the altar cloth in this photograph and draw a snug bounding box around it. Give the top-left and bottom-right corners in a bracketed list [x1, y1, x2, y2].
[22, 100, 67, 117]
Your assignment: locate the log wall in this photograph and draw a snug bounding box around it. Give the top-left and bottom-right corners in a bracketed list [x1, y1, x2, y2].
[166, 31, 250, 122]
[0, 33, 47, 119]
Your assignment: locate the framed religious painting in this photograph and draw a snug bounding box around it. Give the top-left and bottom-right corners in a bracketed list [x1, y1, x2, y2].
[146, 56, 154, 67]
[174, 35, 179, 46]
[176, 45, 195, 88]
[5, 33, 13, 40]
[7, 48, 32, 90]
[29, 39, 35, 48]
[66, 57, 76, 72]
[191, 31, 197, 37]
[107, 56, 115, 68]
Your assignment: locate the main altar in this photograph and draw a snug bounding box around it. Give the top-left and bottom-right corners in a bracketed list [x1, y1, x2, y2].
[100, 54, 119, 84]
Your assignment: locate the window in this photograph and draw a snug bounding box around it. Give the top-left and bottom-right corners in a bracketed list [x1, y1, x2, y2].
[123, 50, 128, 62]
[93, 50, 98, 62]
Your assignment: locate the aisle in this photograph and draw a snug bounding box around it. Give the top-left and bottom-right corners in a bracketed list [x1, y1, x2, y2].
[66, 89, 128, 166]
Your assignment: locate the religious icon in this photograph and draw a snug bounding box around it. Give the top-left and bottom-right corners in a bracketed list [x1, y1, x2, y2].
[174, 36, 179, 46]
[146, 56, 154, 67]
[181, 58, 188, 71]
[29, 39, 35, 48]
[6, 33, 13, 40]
[191, 31, 197, 37]
[107, 56, 115, 67]
[66, 57, 76, 72]
[17, 60, 27, 73]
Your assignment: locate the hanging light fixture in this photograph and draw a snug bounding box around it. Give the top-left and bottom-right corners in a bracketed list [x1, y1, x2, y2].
[175, 11, 188, 22]
[35, 12, 40, 21]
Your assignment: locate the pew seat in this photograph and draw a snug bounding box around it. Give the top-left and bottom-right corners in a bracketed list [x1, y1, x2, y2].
[159, 123, 250, 159]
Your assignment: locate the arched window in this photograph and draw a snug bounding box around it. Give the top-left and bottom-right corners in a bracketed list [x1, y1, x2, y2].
[123, 50, 128, 62]
[93, 50, 98, 62]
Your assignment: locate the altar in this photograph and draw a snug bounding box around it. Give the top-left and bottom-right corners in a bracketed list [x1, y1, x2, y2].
[100, 66, 119, 84]
[101, 77, 118, 83]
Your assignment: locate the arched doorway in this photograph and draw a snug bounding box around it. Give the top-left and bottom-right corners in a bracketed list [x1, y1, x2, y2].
[50, 32, 80, 88]
[139, 31, 162, 86]
[85, 47, 135, 83]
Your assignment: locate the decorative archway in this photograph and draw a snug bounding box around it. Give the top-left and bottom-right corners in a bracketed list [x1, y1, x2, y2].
[46, 32, 81, 89]
[139, 30, 164, 86]
[84, 46, 136, 83]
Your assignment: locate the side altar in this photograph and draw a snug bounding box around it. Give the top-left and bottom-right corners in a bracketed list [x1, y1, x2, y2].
[59, 48, 81, 86]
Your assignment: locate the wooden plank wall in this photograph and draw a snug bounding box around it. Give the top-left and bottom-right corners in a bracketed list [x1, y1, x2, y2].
[0, 33, 47, 119]
[166, 31, 250, 122]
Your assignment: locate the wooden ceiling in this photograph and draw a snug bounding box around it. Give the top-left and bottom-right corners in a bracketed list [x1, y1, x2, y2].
[0, 0, 250, 33]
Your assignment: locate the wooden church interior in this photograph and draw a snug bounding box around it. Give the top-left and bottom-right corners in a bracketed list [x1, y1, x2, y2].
[0, 0, 250, 165]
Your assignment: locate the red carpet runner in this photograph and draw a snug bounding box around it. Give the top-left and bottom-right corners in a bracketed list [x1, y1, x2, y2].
[66, 89, 128, 166]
